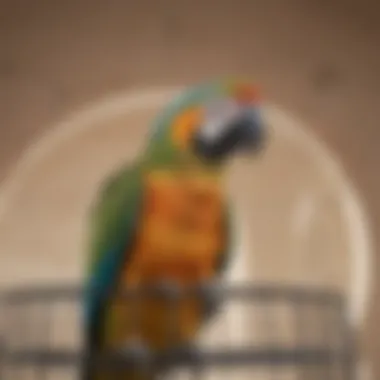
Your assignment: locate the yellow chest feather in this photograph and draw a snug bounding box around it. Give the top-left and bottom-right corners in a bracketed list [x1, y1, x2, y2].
[123, 170, 224, 285]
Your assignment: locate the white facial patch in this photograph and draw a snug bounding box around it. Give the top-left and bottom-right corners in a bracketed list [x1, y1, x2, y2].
[200, 98, 241, 143]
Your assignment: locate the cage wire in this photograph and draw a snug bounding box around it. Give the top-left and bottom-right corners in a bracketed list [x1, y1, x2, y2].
[0, 282, 356, 380]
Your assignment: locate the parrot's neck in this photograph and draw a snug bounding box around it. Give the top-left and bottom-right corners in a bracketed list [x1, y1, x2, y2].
[141, 144, 225, 178]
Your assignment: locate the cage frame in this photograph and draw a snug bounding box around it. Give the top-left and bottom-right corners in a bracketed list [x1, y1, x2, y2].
[0, 282, 356, 379]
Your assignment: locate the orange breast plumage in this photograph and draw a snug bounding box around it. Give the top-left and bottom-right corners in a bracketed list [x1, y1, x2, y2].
[123, 170, 224, 285]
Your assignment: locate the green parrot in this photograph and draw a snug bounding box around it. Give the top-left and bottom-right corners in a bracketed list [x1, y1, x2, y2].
[82, 79, 267, 380]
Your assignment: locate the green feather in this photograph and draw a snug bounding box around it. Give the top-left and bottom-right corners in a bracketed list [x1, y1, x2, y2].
[143, 81, 228, 167]
[84, 162, 144, 346]
[87, 164, 142, 277]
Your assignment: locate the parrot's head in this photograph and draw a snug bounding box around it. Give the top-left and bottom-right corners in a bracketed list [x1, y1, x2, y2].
[145, 79, 267, 168]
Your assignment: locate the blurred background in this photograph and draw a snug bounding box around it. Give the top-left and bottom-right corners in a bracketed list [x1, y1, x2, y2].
[0, 0, 378, 379]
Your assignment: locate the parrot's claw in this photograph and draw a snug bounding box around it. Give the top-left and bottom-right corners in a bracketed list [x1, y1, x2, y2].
[197, 280, 224, 317]
[118, 338, 152, 370]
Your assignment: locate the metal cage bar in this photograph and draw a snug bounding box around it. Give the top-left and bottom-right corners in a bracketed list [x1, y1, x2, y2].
[0, 282, 356, 379]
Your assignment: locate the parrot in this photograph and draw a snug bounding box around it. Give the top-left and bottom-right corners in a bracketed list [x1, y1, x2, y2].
[82, 79, 267, 380]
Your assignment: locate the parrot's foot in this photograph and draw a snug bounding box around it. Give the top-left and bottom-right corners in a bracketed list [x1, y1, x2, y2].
[197, 280, 224, 317]
[117, 338, 152, 370]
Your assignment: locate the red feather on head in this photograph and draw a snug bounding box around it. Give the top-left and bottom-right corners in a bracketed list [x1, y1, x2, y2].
[232, 82, 261, 105]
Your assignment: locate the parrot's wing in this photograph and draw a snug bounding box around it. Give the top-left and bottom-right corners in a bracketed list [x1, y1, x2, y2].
[84, 163, 144, 348]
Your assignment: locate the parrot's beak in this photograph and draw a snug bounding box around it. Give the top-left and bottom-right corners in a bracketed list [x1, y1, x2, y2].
[232, 112, 266, 154]
[193, 110, 266, 162]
